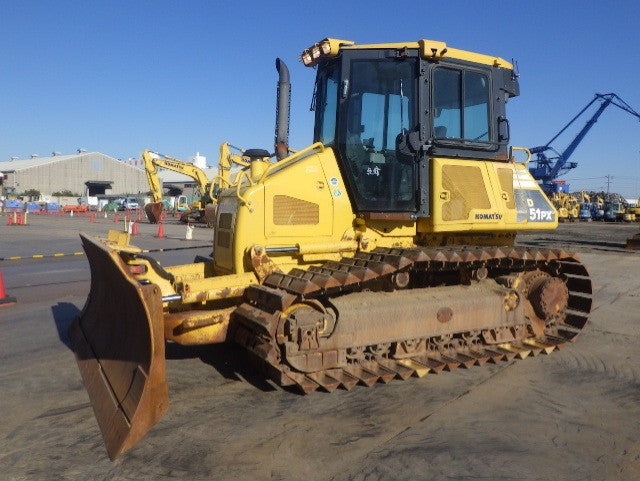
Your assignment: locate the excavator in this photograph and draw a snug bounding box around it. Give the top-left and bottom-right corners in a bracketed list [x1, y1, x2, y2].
[142, 150, 213, 224]
[70, 38, 593, 459]
[142, 145, 250, 226]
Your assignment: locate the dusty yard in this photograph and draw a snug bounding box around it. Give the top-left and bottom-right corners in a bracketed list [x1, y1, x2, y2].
[1, 216, 639, 480]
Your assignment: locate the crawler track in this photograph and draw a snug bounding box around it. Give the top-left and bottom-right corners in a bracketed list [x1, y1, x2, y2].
[233, 246, 592, 393]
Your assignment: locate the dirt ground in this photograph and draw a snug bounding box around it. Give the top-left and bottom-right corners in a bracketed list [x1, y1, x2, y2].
[1, 215, 639, 480]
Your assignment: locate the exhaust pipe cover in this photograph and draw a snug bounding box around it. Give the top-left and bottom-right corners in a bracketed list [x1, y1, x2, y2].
[275, 58, 291, 160]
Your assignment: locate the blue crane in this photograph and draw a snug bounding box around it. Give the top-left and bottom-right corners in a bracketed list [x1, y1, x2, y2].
[529, 93, 640, 193]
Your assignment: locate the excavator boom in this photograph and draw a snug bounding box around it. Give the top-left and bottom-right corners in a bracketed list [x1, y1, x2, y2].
[142, 150, 213, 223]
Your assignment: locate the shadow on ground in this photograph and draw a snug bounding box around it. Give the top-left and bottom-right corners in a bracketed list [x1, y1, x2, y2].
[166, 342, 279, 393]
[51, 301, 282, 394]
[51, 302, 81, 350]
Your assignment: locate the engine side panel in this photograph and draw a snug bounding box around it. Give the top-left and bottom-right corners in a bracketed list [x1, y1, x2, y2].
[428, 157, 557, 232]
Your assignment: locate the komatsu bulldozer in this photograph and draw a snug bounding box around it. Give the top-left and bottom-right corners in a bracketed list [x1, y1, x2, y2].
[70, 38, 593, 459]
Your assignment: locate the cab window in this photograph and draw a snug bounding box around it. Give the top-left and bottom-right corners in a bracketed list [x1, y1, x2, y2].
[313, 62, 340, 145]
[433, 67, 490, 142]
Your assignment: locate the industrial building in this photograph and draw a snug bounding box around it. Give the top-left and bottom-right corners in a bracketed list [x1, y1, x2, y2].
[0, 151, 148, 197]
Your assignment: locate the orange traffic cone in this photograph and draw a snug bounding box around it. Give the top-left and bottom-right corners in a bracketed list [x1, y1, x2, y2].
[156, 222, 165, 238]
[0, 269, 16, 307]
[114, 213, 119, 223]
[131, 221, 139, 236]
[6, 214, 13, 226]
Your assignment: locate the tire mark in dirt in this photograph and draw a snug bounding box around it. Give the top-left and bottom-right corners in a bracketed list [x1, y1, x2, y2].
[328, 361, 518, 481]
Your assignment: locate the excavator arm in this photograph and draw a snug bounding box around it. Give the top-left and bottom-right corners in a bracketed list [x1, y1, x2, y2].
[145, 150, 212, 198]
[142, 150, 164, 203]
[142, 150, 213, 223]
[215, 142, 250, 189]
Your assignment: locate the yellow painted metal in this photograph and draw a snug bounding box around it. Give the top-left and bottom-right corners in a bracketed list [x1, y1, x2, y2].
[523, 339, 556, 354]
[94, 140, 560, 350]
[164, 307, 234, 345]
[301, 38, 513, 70]
[210, 142, 251, 193]
[295, 241, 358, 255]
[497, 343, 532, 359]
[258, 143, 326, 183]
[417, 39, 512, 68]
[426, 157, 558, 232]
[215, 145, 354, 274]
[319, 38, 355, 56]
[105, 230, 142, 253]
[143, 143, 558, 305]
[164, 261, 209, 279]
[179, 272, 257, 304]
[397, 359, 430, 377]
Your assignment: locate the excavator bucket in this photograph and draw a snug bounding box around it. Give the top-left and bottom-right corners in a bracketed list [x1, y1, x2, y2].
[144, 201, 164, 224]
[69, 234, 169, 459]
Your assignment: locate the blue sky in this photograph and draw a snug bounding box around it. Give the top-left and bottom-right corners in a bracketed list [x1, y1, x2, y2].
[2, 0, 640, 197]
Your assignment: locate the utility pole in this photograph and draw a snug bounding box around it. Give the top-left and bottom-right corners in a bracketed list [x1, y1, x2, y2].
[606, 174, 613, 194]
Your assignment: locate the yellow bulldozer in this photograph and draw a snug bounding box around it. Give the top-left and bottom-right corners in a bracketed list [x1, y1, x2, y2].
[70, 38, 593, 459]
[550, 191, 579, 222]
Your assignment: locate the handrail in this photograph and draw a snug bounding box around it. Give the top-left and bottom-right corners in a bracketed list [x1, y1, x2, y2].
[257, 142, 325, 184]
[208, 174, 234, 200]
[234, 169, 255, 205]
[229, 142, 325, 205]
[509, 146, 532, 165]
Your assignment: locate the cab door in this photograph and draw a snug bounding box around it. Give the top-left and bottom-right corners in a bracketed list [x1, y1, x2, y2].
[335, 49, 422, 214]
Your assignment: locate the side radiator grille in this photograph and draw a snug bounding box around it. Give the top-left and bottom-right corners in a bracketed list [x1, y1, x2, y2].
[442, 165, 491, 221]
[217, 212, 233, 248]
[273, 195, 319, 225]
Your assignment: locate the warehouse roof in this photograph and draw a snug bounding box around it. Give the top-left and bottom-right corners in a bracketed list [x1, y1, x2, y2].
[0, 153, 81, 171]
[0, 152, 144, 173]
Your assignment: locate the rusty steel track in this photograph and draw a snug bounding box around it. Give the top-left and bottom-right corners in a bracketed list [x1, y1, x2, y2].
[232, 246, 592, 394]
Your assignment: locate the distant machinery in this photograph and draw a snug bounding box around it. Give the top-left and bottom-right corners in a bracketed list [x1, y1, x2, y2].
[529, 93, 640, 194]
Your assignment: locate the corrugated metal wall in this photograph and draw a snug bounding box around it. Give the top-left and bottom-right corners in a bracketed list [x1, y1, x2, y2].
[5, 153, 148, 195]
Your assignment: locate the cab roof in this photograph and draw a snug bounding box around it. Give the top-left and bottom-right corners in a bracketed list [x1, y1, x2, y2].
[301, 38, 513, 70]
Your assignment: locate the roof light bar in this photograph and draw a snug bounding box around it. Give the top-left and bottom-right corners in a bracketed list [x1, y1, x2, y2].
[300, 38, 354, 67]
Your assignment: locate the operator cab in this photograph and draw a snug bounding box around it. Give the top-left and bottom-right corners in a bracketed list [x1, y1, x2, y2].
[308, 39, 519, 216]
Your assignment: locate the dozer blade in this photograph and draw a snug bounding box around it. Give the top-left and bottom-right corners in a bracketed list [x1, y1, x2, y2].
[144, 201, 164, 224]
[69, 234, 168, 460]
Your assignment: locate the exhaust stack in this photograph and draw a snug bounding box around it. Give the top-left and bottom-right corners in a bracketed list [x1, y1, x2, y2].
[274, 58, 290, 160]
